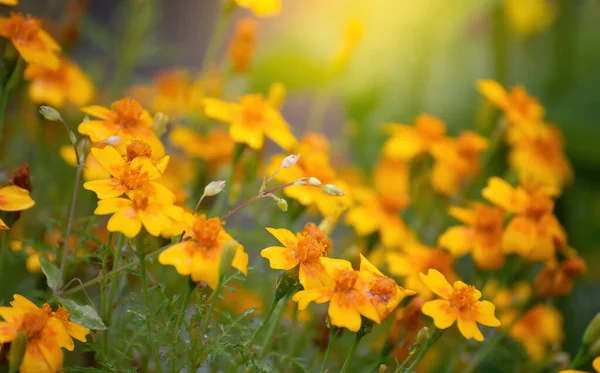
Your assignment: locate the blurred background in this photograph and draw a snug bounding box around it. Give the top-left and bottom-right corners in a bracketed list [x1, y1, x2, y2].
[10, 0, 600, 361]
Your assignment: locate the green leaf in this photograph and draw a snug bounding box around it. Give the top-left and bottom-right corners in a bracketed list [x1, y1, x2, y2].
[39, 256, 59, 291]
[59, 298, 107, 331]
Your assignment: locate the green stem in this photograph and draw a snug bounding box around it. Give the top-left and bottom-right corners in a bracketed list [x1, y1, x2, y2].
[340, 334, 362, 373]
[0, 57, 23, 145]
[136, 235, 149, 308]
[320, 327, 337, 373]
[100, 232, 113, 353]
[247, 297, 279, 347]
[0, 230, 7, 287]
[174, 277, 195, 333]
[257, 294, 290, 359]
[401, 327, 445, 373]
[568, 347, 589, 369]
[201, 0, 234, 71]
[200, 277, 224, 337]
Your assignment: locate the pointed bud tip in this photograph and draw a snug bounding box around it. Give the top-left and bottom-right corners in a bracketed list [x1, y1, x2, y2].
[322, 184, 345, 196]
[204, 180, 226, 197]
[282, 154, 300, 168]
[39, 105, 62, 121]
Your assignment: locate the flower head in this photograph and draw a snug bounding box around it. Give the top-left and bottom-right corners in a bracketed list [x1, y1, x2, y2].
[0, 13, 60, 69]
[234, 0, 280, 17]
[504, 0, 556, 38]
[169, 127, 233, 167]
[158, 215, 248, 289]
[383, 114, 447, 161]
[419, 269, 500, 341]
[506, 304, 563, 360]
[0, 185, 35, 230]
[228, 18, 258, 73]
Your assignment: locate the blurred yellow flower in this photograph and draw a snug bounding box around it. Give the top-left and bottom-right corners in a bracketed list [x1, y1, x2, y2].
[439, 203, 505, 270]
[483, 177, 566, 261]
[24, 58, 95, 108]
[504, 304, 562, 360]
[0, 13, 60, 69]
[420, 269, 500, 341]
[504, 0, 555, 38]
[332, 18, 364, 70]
[158, 215, 248, 289]
[292, 258, 381, 332]
[10, 240, 56, 274]
[234, 0, 280, 17]
[383, 114, 447, 161]
[0, 0, 18, 5]
[0, 185, 35, 230]
[534, 254, 586, 297]
[204, 92, 297, 150]
[228, 17, 258, 73]
[169, 127, 233, 166]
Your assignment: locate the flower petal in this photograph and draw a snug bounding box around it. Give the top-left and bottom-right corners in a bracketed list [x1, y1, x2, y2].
[78, 120, 118, 143]
[10, 294, 39, 310]
[292, 288, 332, 310]
[438, 226, 473, 257]
[84, 178, 125, 199]
[482, 177, 528, 213]
[63, 320, 89, 343]
[328, 293, 362, 332]
[191, 253, 220, 289]
[232, 245, 249, 276]
[91, 146, 125, 177]
[230, 121, 264, 149]
[299, 261, 334, 290]
[106, 208, 141, 238]
[0, 186, 35, 211]
[80, 105, 115, 120]
[158, 242, 194, 276]
[476, 300, 501, 327]
[260, 246, 298, 270]
[265, 227, 297, 248]
[422, 299, 457, 329]
[476, 79, 510, 109]
[419, 269, 453, 299]
[94, 198, 132, 215]
[457, 317, 484, 341]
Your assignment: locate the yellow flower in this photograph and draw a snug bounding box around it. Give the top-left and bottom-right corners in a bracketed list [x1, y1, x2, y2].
[504, 0, 555, 38]
[0, 295, 89, 373]
[0, 0, 18, 5]
[234, 0, 280, 17]
[169, 127, 233, 166]
[358, 254, 416, 320]
[431, 131, 488, 197]
[0, 185, 35, 230]
[292, 258, 381, 332]
[83, 145, 173, 201]
[387, 242, 457, 299]
[332, 18, 364, 70]
[267, 133, 352, 217]
[24, 58, 95, 108]
[419, 269, 500, 341]
[59, 145, 110, 181]
[505, 304, 562, 360]
[0, 13, 60, 69]
[228, 18, 258, 73]
[203, 92, 297, 150]
[560, 357, 600, 373]
[439, 203, 505, 270]
[261, 226, 339, 289]
[158, 215, 248, 289]
[482, 177, 566, 261]
[346, 158, 410, 249]
[10, 240, 56, 273]
[382, 114, 447, 161]
[93, 191, 184, 238]
[78, 97, 165, 157]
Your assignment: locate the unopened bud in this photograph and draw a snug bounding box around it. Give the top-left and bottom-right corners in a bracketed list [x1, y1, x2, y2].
[416, 326, 429, 344]
[152, 112, 169, 136]
[218, 240, 238, 278]
[308, 177, 321, 186]
[584, 313, 600, 346]
[277, 198, 288, 211]
[275, 265, 300, 302]
[282, 154, 300, 168]
[8, 331, 27, 373]
[39, 105, 62, 121]
[378, 364, 388, 373]
[322, 184, 345, 196]
[204, 180, 226, 197]
[77, 137, 91, 165]
[357, 318, 374, 338]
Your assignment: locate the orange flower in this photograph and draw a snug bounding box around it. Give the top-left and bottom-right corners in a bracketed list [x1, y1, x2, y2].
[228, 18, 258, 73]
[234, 0, 280, 17]
[482, 177, 566, 261]
[0, 185, 35, 230]
[169, 127, 233, 166]
[83, 145, 172, 201]
[534, 255, 587, 297]
[262, 227, 342, 289]
[420, 269, 501, 341]
[358, 254, 416, 320]
[439, 203, 505, 270]
[0, 295, 89, 373]
[203, 91, 296, 150]
[78, 97, 165, 157]
[24, 58, 95, 108]
[431, 131, 488, 197]
[505, 304, 563, 360]
[382, 114, 447, 160]
[292, 259, 381, 332]
[0, 13, 60, 69]
[158, 215, 248, 289]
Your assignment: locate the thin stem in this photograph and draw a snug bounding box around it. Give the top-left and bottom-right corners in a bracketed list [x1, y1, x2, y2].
[55, 162, 83, 292]
[0, 230, 7, 285]
[0, 57, 24, 144]
[400, 327, 445, 373]
[136, 235, 149, 308]
[257, 294, 290, 359]
[340, 334, 362, 373]
[100, 232, 113, 325]
[200, 277, 224, 337]
[201, 0, 233, 71]
[174, 277, 195, 333]
[568, 347, 589, 369]
[247, 297, 279, 348]
[319, 327, 337, 373]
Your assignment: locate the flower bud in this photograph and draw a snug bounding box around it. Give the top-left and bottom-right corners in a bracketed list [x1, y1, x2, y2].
[357, 317, 374, 338]
[274, 265, 300, 302]
[277, 198, 288, 211]
[282, 154, 300, 168]
[152, 112, 169, 136]
[308, 177, 321, 186]
[77, 137, 91, 165]
[8, 331, 27, 373]
[218, 240, 238, 277]
[583, 313, 600, 346]
[39, 105, 62, 121]
[322, 184, 345, 196]
[204, 180, 226, 197]
[416, 326, 429, 344]
[378, 365, 388, 373]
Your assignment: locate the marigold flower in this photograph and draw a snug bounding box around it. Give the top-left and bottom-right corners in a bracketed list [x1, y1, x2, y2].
[292, 259, 381, 332]
[83, 145, 172, 201]
[504, 0, 555, 38]
[158, 215, 248, 289]
[169, 127, 233, 166]
[228, 18, 258, 73]
[0, 295, 88, 373]
[262, 227, 342, 289]
[504, 304, 563, 360]
[482, 177, 566, 261]
[234, 0, 280, 17]
[24, 58, 95, 108]
[534, 255, 586, 297]
[302, 222, 332, 254]
[382, 114, 447, 161]
[0, 13, 60, 69]
[439, 203, 505, 270]
[358, 254, 416, 320]
[0, 185, 35, 230]
[419, 269, 500, 341]
[78, 97, 165, 157]
[0, 0, 18, 6]
[203, 91, 297, 150]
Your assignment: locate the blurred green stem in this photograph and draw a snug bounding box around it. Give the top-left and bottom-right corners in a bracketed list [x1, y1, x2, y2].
[100, 232, 113, 322]
[201, 0, 234, 71]
[568, 348, 589, 369]
[0, 230, 7, 286]
[200, 276, 224, 337]
[399, 327, 445, 373]
[136, 235, 149, 308]
[0, 57, 23, 147]
[340, 334, 362, 373]
[320, 327, 337, 373]
[247, 296, 279, 348]
[257, 294, 290, 359]
[174, 276, 196, 334]
[306, 88, 332, 133]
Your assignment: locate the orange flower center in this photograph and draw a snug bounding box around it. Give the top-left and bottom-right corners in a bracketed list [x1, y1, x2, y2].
[334, 268, 359, 292]
[239, 95, 266, 128]
[303, 222, 332, 253]
[5, 13, 42, 44]
[132, 194, 149, 210]
[111, 98, 146, 128]
[20, 308, 50, 340]
[474, 205, 504, 233]
[369, 277, 397, 301]
[120, 164, 150, 190]
[155, 71, 188, 97]
[189, 217, 223, 252]
[509, 86, 540, 119]
[525, 192, 553, 220]
[449, 285, 477, 311]
[295, 233, 327, 263]
[53, 306, 70, 321]
[126, 140, 153, 161]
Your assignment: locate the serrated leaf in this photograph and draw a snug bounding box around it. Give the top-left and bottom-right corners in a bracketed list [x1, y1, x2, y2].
[39, 256, 60, 290]
[59, 298, 107, 330]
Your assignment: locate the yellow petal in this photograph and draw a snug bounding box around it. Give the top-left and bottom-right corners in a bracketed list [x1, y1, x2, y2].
[328, 293, 362, 332]
[84, 178, 125, 199]
[0, 218, 8, 230]
[106, 208, 142, 238]
[158, 242, 194, 276]
[0, 185, 35, 211]
[63, 320, 89, 343]
[476, 300, 501, 327]
[265, 227, 297, 248]
[78, 120, 117, 143]
[359, 254, 384, 277]
[438, 226, 473, 257]
[482, 177, 528, 213]
[203, 98, 237, 122]
[457, 316, 484, 341]
[191, 253, 220, 289]
[44, 316, 74, 351]
[0, 306, 25, 323]
[94, 198, 132, 215]
[21, 340, 64, 373]
[232, 245, 249, 276]
[91, 146, 125, 177]
[230, 121, 264, 149]
[260, 246, 298, 270]
[593, 357, 600, 372]
[448, 206, 476, 225]
[503, 216, 537, 257]
[263, 110, 297, 151]
[0, 321, 17, 342]
[476, 79, 509, 109]
[80, 105, 115, 120]
[353, 291, 382, 324]
[419, 269, 453, 299]
[292, 288, 332, 310]
[138, 207, 172, 237]
[422, 299, 457, 329]
[10, 294, 38, 310]
[299, 261, 334, 290]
